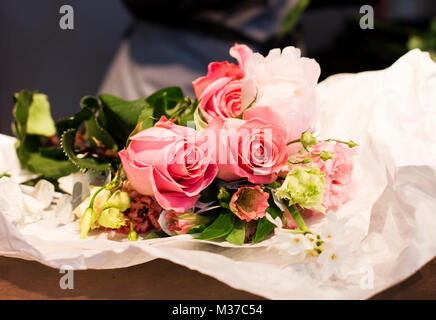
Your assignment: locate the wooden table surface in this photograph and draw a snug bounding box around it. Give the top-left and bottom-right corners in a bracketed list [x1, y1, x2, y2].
[0, 256, 435, 299]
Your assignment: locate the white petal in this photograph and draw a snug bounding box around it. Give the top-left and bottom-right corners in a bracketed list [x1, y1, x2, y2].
[32, 179, 55, 209]
[22, 194, 45, 224]
[0, 177, 24, 223]
[55, 195, 74, 225]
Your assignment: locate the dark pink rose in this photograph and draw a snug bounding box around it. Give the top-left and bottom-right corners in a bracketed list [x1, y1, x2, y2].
[192, 43, 253, 122]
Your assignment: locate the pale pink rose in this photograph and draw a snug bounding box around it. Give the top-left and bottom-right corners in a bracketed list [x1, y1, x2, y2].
[241, 46, 321, 154]
[119, 117, 218, 212]
[204, 110, 288, 184]
[192, 43, 253, 122]
[230, 186, 269, 222]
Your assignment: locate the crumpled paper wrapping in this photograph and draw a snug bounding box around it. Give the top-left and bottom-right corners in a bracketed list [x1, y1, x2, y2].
[1, 49, 435, 299]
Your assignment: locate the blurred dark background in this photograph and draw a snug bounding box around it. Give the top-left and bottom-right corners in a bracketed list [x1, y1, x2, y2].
[1, 0, 435, 135]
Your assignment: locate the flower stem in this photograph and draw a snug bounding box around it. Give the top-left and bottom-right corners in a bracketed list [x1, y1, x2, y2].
[286, 204, 309, 233]
[88, 186, 105, 209]
[286, 138, 300, 146]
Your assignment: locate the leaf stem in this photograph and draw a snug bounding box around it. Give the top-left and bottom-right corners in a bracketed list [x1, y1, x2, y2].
[285, 203, 309, 233]
[286, 138, 301, 146]
[88, 186, 105, 209]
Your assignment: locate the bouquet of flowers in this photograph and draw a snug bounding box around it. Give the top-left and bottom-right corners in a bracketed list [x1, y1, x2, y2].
[10, 44, 357, 258]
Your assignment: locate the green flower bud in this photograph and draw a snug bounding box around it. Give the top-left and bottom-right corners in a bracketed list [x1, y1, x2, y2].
[80, 208, 96, 239]
[128, 230, 138, 241]
[300, 131, 317, 148]
[103, 191, 131, 212]
[276, 166, 326, 213]
[267, 181, 282, 189]
[348, 140, 357, 148]
[217, 186, 230, 201]
[302, 157, 312, 164]
[128, 221, 138, 241]
[98, 207, 127, 229]
[320, 151, 333, 161]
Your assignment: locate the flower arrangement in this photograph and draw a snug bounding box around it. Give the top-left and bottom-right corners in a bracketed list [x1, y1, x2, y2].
[10, 44, 357, 256]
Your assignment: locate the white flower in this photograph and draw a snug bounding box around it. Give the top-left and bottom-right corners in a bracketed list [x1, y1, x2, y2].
[241, 46, 321, 149]
[319, 212, 345, 244]
[274, 229, 314, 264]
[266, 212, 316, 264]
[317, 245, 354, 281]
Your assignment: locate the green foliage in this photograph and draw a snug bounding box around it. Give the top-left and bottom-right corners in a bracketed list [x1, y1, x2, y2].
[225, 219, 246, 245]
[11, 87, 192, 182]
[408, 16, 436, 61]
[55, 96, 98, 136]
[99, 94, 149, 145]
[61, 129, 112, 172]
[280, 0, 311, 37]
[85, 115, 118, 151]
[27, 153, 78, 180]
[146, 87, 196, 127]
[26, 94, 56, 136]
[196, 209, 235, 241]
[143, 231, 168, 240]
[252, 194, 283, 244]
[12, 90, 79, 180]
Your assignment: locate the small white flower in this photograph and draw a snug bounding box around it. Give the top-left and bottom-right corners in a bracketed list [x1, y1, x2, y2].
[319, 212, 345, 244]
[266, 213, 316, 264]
[317, 245, 354, 281]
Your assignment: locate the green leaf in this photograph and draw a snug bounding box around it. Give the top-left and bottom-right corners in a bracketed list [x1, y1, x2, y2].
[12, 90, 42, 166]
[146, 87, 197, 126]
[252, 194, 283, 244]
[196, 209, 235, 240]
[187, 225, 206, 234]
[225, 219, 246, 245]
[26, 93, 56, 136]
[85, 115, 118, 151]
[61, 128, 112, 172]
[143, 231, 168, 240]
[146, 87, 184, 119]
[125, 107, 155, 145]
[99, 94, 149, 145]
[80, 96, 100, 110]
[280, 0, 311, 37]
[137, 107, 155, 130]
[27, 153, 78, 179]
[12, 90, 34, 137]
[55, 106, 95, 136]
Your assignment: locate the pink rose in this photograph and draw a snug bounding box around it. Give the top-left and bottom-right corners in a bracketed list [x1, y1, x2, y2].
[192, 43, 253, 122]
[119, 117, 218, 212]
[204, 109, 288, 184]
[229, 186, 269, 222]
[241, 47, 321, 154]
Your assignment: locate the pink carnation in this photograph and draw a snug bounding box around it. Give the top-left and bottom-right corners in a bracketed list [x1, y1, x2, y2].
[308, 142, 356, 211]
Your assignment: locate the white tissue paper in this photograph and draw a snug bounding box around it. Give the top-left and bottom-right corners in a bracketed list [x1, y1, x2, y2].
[1, 49, 435, 299]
